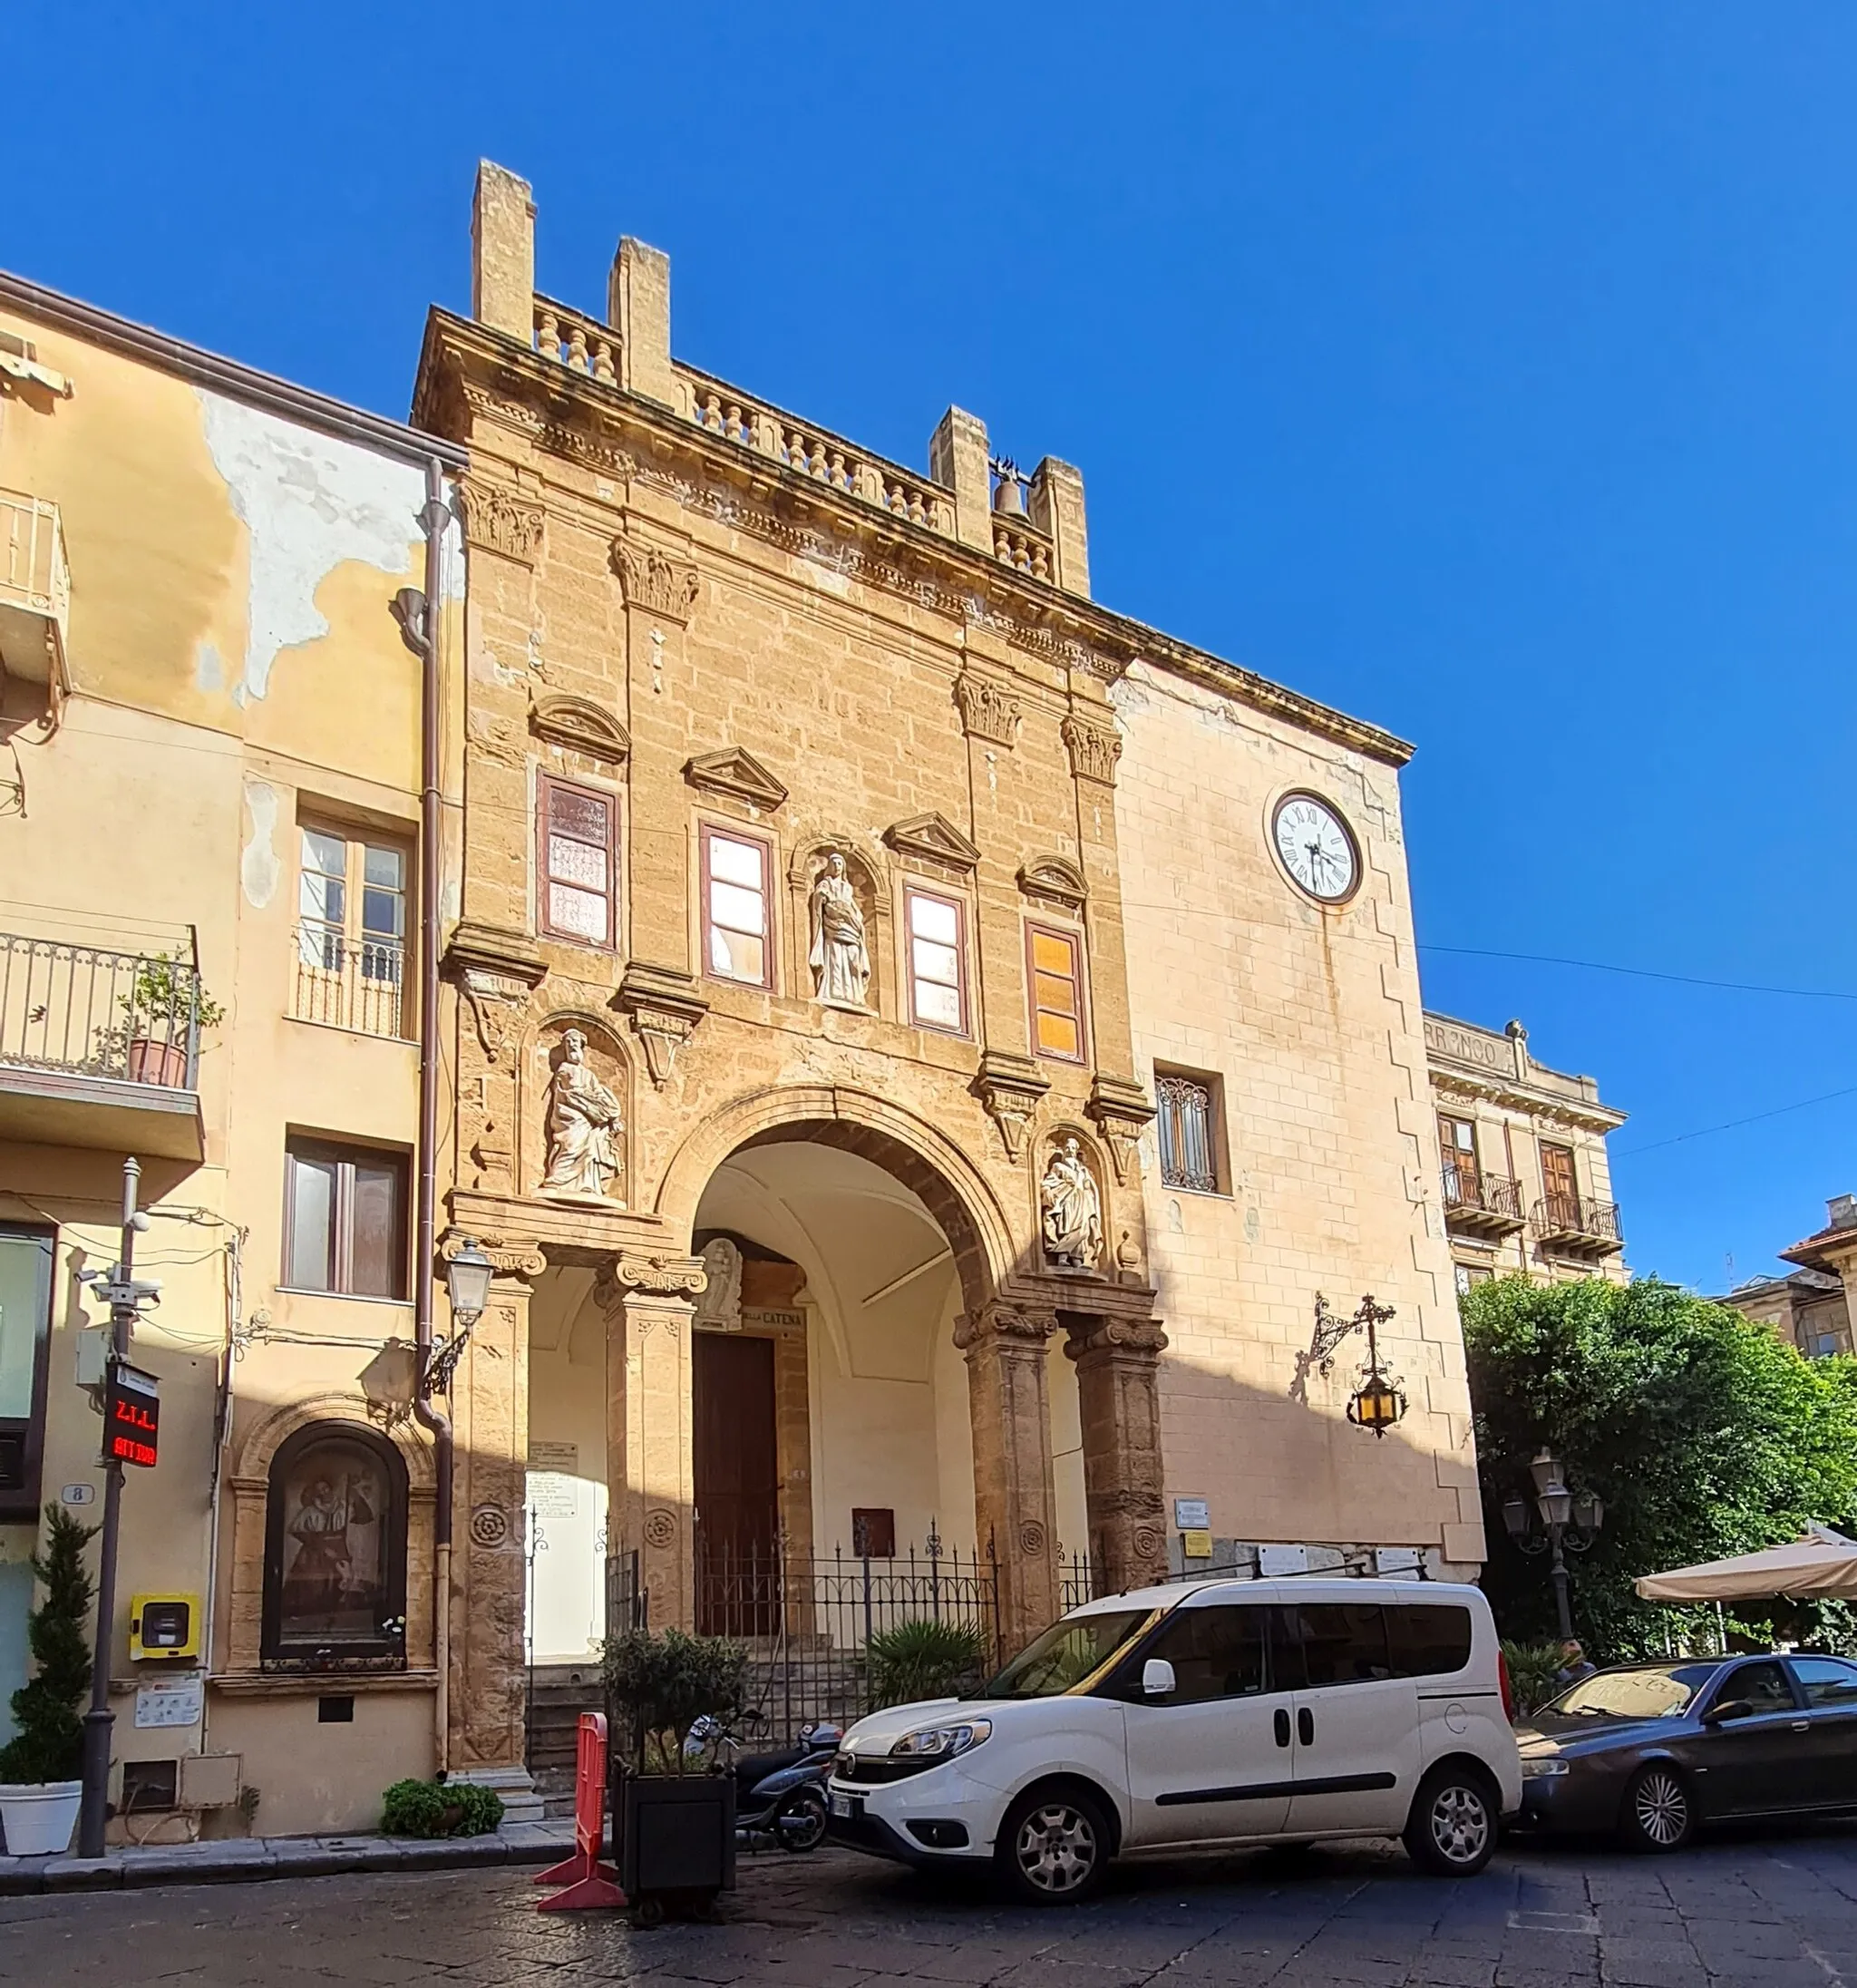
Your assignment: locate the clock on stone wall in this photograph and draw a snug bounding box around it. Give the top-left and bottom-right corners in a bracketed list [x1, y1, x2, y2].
[1271, 792, 1360, 903]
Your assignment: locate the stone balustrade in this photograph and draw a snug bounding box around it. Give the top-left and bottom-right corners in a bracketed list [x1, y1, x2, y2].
[677, 365, 957, 538]
[993, 518, 1054, 582]
[532, 296, 618, 385]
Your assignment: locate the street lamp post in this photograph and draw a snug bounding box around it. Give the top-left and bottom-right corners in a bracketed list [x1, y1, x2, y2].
[1502, 1447, 1604, 1642]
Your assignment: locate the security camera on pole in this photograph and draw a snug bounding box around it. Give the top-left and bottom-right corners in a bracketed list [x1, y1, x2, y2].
[74, 1157, 163, 1860]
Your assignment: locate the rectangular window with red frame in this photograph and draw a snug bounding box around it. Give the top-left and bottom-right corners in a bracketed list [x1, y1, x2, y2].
[905, 886, 967, 1035]
[1026, 922, 1087, 1063]
[702, 824, 773, 989]
[539, 776, 617, 948]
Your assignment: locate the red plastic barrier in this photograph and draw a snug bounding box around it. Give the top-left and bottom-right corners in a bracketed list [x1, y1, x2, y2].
[534, 1711, 627, 1911]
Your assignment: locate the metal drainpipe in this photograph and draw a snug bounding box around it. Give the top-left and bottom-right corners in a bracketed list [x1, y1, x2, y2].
[411, 455, 453, 1775]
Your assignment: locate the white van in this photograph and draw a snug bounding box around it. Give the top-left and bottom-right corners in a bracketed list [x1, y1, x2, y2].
[827, 1575, 1521, 1903]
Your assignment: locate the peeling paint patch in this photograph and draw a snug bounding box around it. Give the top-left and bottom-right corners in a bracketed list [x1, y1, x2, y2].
[242, 778, 281, 908]
[196, 642, 224, 693]
[197, 392, 422, 703]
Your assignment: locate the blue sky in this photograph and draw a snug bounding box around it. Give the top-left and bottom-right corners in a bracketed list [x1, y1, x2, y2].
[13, 5, 1856, 1291]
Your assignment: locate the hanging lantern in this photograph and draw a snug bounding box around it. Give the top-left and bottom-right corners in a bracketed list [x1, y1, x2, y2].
[1347, 1369, 1406, 1435]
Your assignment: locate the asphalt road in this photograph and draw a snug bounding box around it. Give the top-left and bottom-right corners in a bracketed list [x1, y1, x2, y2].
[4, 1828, 1856, 1988]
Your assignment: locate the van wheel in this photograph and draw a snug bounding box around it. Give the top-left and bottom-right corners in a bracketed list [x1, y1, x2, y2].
[1617, 1764, 1694, 1853]
[1403, 1764, 1499, 1877]
[997, 1787, 1112, 1905]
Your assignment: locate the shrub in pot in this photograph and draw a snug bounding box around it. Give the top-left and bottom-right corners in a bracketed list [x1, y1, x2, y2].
[601, 1627, 748, 1912]
[381, 1776, 504, 1837]
[0, 1505, 100, 1856]
[102, 951, 226, 1087]
[1501, 1639, 1572, 1719]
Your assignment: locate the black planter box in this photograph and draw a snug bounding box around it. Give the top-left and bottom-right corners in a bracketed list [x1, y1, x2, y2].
[616, 1774, 736, 1897]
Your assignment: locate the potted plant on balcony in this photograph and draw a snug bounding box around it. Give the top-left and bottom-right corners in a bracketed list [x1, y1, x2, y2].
[0, 1504, 100, 1857]
[601, 1626, 747, 1923]
[114, 951, 225, 1087]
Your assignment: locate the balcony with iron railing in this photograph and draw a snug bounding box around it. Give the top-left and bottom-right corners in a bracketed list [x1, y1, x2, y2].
[289, 928, 407, 1040]
[0, 929, 205, 1159]
[1533, 1192, 1625, 1254]
[1440, 1164, 1526, 1238]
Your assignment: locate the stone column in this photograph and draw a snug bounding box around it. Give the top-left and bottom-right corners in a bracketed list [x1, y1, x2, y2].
[449, 1246, 543, 1782]
[956, 1302, 1061, 1650]
[597, 1251, 707, 1633]
[1065, 1313, 1170, 1595]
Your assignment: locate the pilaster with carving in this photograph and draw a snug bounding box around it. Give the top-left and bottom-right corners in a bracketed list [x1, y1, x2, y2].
[447, 1245, 544, 1771]
[597, 1252, 708, 1631]
[1065, 1312, 1170, 1594]
[972, 1051, 1050, 1164]
[954, 1302, 1060, 1644]
[1086, 1073, 1156, 1188]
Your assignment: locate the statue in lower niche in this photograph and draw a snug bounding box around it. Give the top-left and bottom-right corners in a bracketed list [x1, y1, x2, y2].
[540, 1028, 623, 1200]
[1041, 1135, 1103, 1269]
[809, 852, 870, 1008]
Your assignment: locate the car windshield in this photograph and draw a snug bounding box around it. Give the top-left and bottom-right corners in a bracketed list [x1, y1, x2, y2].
[1547, 1664, 1721, 1720]
[982, 1608, 1155, 1699]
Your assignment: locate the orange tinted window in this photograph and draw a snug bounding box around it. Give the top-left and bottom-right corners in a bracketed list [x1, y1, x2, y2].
[1026, 924, 1085, 1063]
[1036, 1012, 1080, 1057]
[1032, 931, 1074, 975]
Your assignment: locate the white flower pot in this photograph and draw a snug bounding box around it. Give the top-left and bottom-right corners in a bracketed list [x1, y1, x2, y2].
[0, 1780, 83, 1856]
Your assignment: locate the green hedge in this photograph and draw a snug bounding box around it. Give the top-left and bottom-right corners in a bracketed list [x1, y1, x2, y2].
[380, 1778, 504, 1837]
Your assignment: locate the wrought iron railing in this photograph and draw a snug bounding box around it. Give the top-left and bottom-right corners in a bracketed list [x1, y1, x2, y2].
[1535, 1192, 1623, 1245]
[1441, 1165, 1523, 1222]
[290, 927, 406, 1038]
[0, 931, 199, 1090]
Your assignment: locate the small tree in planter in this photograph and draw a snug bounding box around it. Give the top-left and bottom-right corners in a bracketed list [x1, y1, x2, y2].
[867, 1619, 989, 1709]
[600, 1627, 748, 1918]
[105, 951, 226, 1087]
[0, 1505, 99, 1856]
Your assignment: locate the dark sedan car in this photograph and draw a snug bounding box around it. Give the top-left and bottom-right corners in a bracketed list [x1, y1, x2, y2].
[1514, 1652, 1857, 1850]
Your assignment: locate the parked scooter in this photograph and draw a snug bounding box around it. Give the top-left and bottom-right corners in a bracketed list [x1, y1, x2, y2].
[695, 1717, 841, 1852]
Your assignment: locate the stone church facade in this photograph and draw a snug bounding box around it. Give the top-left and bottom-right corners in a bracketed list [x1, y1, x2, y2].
[413, 163, 1482, 1797]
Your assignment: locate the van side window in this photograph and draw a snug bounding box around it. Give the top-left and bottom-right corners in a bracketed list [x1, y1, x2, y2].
[1290, 1603, 1395, 1685]
[1142, 1604, 1267, 1703]
[1385, 1603, 1473, 1679]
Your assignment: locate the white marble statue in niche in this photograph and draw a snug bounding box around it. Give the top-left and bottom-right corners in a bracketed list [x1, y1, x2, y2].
[1041, 1135, 1103, 1269]
[539, 1028, 624, 1201]
[809, 851, 871, 1009]
[693, 1236, 744, 1332]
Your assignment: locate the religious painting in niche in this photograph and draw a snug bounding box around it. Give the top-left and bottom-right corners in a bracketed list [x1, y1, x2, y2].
[808, 851, 871, 1009]
[534, 1022, 627, 1204]
[1040, 1135, 1104, 1270]
[263, 1424, 407, 1666]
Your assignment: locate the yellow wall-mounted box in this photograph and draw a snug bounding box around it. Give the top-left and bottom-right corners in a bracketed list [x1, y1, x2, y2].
[130, 1593, 200, 1660]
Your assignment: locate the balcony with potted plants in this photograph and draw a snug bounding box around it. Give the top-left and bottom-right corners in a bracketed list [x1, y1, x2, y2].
[0, 931, 218, 1160]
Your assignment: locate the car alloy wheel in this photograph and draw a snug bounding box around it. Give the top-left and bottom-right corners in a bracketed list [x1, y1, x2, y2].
[1427, 1781, 1492, 1869]
[1631, 1767, 1690, 1849]
[1015, 1800, 1100, 1896]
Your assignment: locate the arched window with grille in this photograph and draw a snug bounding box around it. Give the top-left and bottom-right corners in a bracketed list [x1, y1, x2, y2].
[262, 1421, 409, 1670]
[1155, 1067, 1223, 1194]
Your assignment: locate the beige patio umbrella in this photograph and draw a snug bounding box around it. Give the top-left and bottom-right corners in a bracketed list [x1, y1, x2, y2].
[1634, 1526, 1857, 1603]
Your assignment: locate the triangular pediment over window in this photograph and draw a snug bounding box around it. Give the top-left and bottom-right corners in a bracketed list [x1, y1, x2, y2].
[884, 811, 981, 871]
[683, 746, 789, 813]
[530, 695, 631, 765]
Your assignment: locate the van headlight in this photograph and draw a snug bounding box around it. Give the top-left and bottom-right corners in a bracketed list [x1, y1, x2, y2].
[890, 1718, 992, 1761]
[1522, 1757, 1570, 1779]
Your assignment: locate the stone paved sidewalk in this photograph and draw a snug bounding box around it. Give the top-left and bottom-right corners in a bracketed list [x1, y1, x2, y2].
[4, 1825, 1857, 1986]
[0, 1815, 573, 1895]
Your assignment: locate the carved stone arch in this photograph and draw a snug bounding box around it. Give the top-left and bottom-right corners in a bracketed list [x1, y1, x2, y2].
[652, 1082, 1020, 1318]
[233, 1389, 435, 1493]
[1017, 853, 1088, 916]
[1034, 1121, 1112, 1274]
[787, 836, 888, 1016]
[518, 1009, 633, 1205]
[530, 694, 631, 767]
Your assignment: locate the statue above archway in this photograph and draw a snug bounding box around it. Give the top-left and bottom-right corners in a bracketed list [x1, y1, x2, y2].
[808, 850, 871, 1009]
[538, 1023, 626, 1202]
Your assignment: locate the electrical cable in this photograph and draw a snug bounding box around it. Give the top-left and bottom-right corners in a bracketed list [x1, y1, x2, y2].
[1415, 943, 1857, 1003]
[1613, 1083, 1857, 1158]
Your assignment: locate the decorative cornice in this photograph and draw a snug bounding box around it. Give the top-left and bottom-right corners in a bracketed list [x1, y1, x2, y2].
[530, 694, 629, 765]
[611, 534, 701, 622]
[973, 1049, 1051, 1165]
[885, 811, 981, 872]
[1086, 1073, 1156, 1187]
[458, 480, 544, 562]
[1017, 854, 1087, 915]
[1427, 1067, 1626, 1135]
[598, 1252, 708, 1301]
[612, 960, 710, 1089]
[1061, 714, 1122, 785]
[953, 1303, 1060, 1351]
[1065, 1315, 1171, 1360]
[440, 1228, 546, 1281]
[954, 672, 1022, 747]
[684, 746, 788, 813]
[442, 921, 547, 989]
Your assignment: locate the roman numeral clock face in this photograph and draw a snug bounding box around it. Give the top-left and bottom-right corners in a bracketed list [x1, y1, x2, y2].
[1272, 793, 1359, 903]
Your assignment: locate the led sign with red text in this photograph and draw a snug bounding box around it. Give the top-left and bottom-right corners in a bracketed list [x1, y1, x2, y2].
[104, 1363, 160, 1469]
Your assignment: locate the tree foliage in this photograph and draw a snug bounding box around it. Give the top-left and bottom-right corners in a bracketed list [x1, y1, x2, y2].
[1461, 1277, 1857, 1659]
[0, 1505, 100, 1785]
[600, 1627, 748, 1774]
